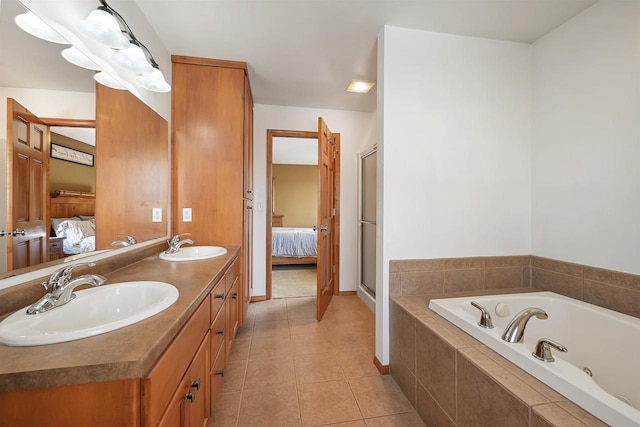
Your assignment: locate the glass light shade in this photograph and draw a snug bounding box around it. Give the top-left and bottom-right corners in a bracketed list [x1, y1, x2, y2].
[62, 46, 101, 71]
[15, 11, 69, 44]
[112, 44, 153, 74]
[78, 9, 130, 50]
[94, 71, 126, 90]
[136, 68, 171, 93]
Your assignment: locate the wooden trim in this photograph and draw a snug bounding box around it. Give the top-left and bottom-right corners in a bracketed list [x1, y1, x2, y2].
[40, 118, 95, 128]
[266, 129, 319, 301]
[250, 295, 267, 302]
[374, 356, 390, 375]
[333, 133, 341, 295]
[272, 256, 317, 265]
[171, 55, 247, 70]
[338, 291, 356, 296]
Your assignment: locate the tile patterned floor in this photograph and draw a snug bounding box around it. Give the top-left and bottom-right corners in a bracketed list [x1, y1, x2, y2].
[209, 295, 425, 427]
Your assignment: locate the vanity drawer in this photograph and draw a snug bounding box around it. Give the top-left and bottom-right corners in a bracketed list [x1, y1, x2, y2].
[210, 278, 225, 321]
[210, 344, 225, 412]
[210, 303, 226, 370]
[142, 295, 211, 427]
[225, 258, 239, 294]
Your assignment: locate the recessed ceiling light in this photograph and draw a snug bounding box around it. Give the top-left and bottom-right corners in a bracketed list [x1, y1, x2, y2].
[346, 80, 375, 93]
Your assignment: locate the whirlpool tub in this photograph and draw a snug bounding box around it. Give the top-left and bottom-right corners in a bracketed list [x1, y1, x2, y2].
[429, 291, 640, 427]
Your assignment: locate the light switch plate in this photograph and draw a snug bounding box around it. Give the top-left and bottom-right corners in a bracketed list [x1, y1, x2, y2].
[152, 208, 162, 223]
[183, 208, 192, 222]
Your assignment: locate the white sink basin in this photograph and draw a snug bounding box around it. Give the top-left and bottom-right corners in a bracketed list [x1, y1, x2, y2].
[0, 281, 179, 346]
[159, 246, 227, 262]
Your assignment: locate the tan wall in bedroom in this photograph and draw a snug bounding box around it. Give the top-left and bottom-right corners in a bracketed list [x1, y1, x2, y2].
[273, 164, 317, 227]
[50, 132, 96, 195]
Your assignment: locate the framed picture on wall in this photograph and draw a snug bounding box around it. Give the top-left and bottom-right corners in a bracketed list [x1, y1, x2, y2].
[50, 143, 94, 167]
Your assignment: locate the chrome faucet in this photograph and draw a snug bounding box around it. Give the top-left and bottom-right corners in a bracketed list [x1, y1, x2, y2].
[26, 262, 107, 315]
[532, 338, 567, 362]
[165, 233, 194, 254]
[111, 234, 137, 247]
[501, 307, 548, 343]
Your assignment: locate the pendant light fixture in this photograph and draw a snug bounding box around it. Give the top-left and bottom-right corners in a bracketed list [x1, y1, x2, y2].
[94, 71, 126, 90]
[61, 46, 101, 71]
[77, 0, 170, 92]
[14, 11, 69, 45]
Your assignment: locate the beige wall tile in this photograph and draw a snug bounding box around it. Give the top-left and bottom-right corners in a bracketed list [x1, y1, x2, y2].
[389, 260, 401, 273]
[415, 322, 456, 420]
[390, 301, 416, 373]
[484, 255, 531, 268]
[401, 271, 444, 295]
[555, 402, 608, 427]
[390, 273, 402, 297]
[443, 257, 484, 269]
[583, 266, 640, 292]
[389, 360, 416, 407]
[456, 352, 530, 427]
[532, 404, 586, 427]
[415, 382, 455, 427]
[532, 268, 583, 300]
[458, 348, 549, 407]
[532, 257, 583, 277]
[584, 281, 640, 318]
[396, 259, 444, 272]
[485, 267, 524, 290]
[523, 266, 532, 287]
[444, 269, 485, 292]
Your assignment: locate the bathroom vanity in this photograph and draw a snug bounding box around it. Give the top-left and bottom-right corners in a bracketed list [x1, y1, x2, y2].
[0, 247, 240, 427]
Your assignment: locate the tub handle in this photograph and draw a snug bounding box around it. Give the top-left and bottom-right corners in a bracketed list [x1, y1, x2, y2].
[470, 301, 494, 329]
[532, 338, 567, 363]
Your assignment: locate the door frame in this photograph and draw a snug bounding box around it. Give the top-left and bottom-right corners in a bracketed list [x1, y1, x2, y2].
[266, 129, 340, 300]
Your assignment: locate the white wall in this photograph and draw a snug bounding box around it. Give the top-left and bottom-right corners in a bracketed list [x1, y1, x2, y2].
[252, 104, 376, 297]
[531, 1, 640, 274]
[0, 87, 95, 273]
[378, 26, 532, 364]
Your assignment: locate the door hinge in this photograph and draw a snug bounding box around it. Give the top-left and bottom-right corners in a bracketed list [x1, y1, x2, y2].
[333, 150, 338, 159]
[332, 207, 336, 216]
[332, 265, 336, 273]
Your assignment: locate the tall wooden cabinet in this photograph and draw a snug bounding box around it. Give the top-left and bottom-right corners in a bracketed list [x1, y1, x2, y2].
[171, 56, 253, 328]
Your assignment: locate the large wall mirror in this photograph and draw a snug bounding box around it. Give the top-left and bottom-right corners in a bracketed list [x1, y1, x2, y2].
[0, 0, 170, 286]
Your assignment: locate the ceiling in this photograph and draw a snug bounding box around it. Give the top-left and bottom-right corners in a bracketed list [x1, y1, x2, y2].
[1, 0, 599, 113]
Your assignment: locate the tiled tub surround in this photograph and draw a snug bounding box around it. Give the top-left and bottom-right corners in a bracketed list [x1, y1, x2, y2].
[390, 295, 609, 427]
[430, 292, 640, 426]
[390, 256, 640, 319]
[389, 256, 640, 426]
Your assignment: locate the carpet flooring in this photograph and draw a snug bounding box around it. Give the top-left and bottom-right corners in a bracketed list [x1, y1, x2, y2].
[272, 265, 317, 299]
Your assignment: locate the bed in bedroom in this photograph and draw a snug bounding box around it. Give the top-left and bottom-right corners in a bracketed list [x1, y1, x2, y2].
[49, 190, 96, 257]
[272, 227, 318, 265]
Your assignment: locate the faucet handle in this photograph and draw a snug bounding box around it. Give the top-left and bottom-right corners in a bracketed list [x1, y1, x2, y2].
[48, 262, 97, 290]
[115, 234, 137, 245]
[532, 338, 567, 363]
[470, 301, 494, 329]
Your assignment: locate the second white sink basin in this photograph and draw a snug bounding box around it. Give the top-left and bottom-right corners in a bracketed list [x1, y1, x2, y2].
[0, 281, 178, 346]
[159, 246, 227, 262]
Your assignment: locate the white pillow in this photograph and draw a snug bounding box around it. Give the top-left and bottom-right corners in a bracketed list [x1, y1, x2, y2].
[55, 220, 95, 244]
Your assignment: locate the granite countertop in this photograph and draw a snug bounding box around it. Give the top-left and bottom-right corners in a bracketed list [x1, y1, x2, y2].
[0, 247, 239, 394]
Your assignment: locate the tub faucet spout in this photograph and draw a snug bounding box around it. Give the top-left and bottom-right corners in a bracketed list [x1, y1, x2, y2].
[501, 307, 548, 343]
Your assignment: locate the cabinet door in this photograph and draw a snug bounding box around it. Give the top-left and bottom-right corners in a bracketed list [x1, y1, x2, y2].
[186, 332, 210, 427]
[158, 377, 188, 427]
[225, 278, 239, 359]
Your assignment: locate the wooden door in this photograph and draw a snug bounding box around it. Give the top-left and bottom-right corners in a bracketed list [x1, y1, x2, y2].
[6, 98, 48, 270]
[316, 118, 337, 320]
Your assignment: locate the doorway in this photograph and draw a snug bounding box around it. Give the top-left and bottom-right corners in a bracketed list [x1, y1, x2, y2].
[266, 123, 340, 320]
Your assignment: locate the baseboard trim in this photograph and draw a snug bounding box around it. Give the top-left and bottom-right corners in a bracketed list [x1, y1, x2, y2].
[250, 295, 267, 302]
[338, 291, 357, 296]
[373, 356, 389, 375]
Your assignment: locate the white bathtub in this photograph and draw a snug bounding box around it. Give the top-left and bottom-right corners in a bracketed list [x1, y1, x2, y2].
[428, 291, 640, 427]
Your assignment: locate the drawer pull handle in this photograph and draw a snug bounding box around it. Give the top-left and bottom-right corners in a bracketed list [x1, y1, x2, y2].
[215, 370, 224, 377]
[191, 379, 201, 391]
[185, 392, 196, 403]
[217, 329, 224, 335]
[232, 292, 238, 300]
[214, 293, 225, 299]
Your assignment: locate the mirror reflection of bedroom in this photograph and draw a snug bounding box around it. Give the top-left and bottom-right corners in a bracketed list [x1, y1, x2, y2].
[49, 126, 97, 261]
[271, 137, 318, 299]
